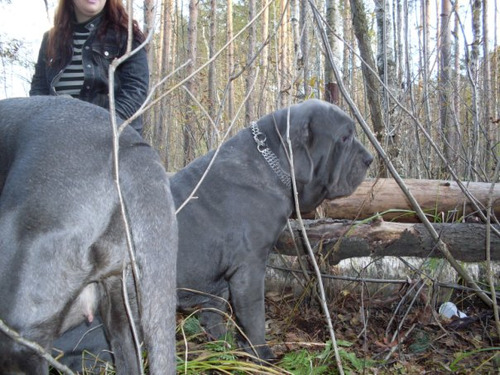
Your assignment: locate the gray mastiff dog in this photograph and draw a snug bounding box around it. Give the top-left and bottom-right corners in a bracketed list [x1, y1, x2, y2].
[0, 96, 178, 374]
[55, 98, 373, 368]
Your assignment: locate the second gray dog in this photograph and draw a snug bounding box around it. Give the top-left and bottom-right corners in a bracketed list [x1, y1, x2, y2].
[173, 99, 372, 360]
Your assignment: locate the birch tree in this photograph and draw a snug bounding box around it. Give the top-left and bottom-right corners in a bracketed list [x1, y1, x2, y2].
[438, 0, 456, 174]
[183, 0, 198, 165]
[300, 0, 310, 99]
[349, 0, 385, 175]
[226, 0, 234, 124]
[258, 0, 270, 116]
[482, 0, 492, 174]
[245, 0, 256, 122]
[374, 0, 399, 166]
[276, 0, 291, 107]
[156, 0, 175, 167]
[207, 0, 217, 149]
[325, 0, 339, 104]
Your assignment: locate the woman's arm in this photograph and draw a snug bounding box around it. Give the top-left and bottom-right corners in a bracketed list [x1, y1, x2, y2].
[29, 32, 51, 96]
[114, 38, 149, 123]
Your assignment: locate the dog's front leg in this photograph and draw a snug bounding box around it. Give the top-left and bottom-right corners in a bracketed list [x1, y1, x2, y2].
[229, 262, 275, 362]
[197, 288, 230, 340]
[100, 275, 141, 375]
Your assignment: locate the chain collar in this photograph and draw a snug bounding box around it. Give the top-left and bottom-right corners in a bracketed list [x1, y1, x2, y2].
[250, 122, 292, 190]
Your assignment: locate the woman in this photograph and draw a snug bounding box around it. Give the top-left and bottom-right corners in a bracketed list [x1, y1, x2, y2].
[30, 0, 149, 134]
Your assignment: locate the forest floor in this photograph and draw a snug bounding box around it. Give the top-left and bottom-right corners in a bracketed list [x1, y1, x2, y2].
[49, 264, 500, 374]
[263, 285, 500, 374]
[179, 281, 500, 375]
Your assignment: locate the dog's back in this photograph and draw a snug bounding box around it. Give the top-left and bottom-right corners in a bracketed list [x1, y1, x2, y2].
[0, 96, 177, 374]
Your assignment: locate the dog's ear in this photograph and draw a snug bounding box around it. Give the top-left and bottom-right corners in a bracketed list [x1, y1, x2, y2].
[291, 122, 314, 185]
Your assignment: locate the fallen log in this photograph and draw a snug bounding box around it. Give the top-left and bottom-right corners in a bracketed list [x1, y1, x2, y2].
[312, 178, 500, 222]
[275, 219, 500, 264]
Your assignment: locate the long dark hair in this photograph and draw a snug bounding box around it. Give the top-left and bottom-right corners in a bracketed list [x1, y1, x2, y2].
[47, 0, 145, 68]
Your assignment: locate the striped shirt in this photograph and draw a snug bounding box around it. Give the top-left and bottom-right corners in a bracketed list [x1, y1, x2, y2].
[54, 24, 90, 97]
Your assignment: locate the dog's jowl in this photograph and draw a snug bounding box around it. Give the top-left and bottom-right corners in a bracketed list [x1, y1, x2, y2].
[0, 96, 178, 375]
[53, 99, 372, 369]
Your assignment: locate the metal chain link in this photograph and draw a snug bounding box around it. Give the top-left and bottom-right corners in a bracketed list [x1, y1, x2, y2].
[250, 122, 292, 190]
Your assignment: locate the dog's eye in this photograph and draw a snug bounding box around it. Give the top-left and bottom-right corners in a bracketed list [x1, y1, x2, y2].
[341, 135, 351, 143]
[341, 129, 354, 143]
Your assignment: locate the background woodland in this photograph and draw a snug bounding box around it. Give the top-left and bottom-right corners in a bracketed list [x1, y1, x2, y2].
[1, 0, 500, 372]
[135, 0, 499, 184]
[0, 0, 499, 180]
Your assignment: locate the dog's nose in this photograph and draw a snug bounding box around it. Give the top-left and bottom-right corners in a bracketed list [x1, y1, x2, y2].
[364, 154, 374, 167]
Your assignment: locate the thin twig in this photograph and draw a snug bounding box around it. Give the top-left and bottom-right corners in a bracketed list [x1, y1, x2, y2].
[284, 112, 344, 375]
[106, 4, 159, 372]
[122, 266, 143, 373]
[385, 280, 422, 338]
[384, 323, 417, 362]
[269, 264, 409, 284]
[0, 318, 75, 375]
[486, 161, 500, 338]
[268, 264, 500, 298]
[389, 282, 425, 345]
[286, 220, 313, 288]
[109, 54, 145, 375]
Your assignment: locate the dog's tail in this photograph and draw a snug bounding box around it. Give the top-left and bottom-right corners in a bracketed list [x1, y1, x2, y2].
[124, 160, 178, 375]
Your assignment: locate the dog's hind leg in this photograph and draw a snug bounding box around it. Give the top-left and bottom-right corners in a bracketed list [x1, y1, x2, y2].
[118, 156, 178, 375]
[99, 275, 141, 375]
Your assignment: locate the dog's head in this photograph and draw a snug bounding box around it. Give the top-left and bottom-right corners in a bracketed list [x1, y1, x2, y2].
[273, 99, 373, 212]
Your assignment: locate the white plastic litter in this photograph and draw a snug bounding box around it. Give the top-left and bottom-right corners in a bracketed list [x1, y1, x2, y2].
[439, 302, 467, 319]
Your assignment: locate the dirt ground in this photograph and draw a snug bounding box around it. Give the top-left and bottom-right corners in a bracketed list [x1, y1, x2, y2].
[262, 282, 500, 374]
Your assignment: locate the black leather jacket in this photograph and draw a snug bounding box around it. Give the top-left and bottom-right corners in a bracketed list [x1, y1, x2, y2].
[30, 15, 149, 133]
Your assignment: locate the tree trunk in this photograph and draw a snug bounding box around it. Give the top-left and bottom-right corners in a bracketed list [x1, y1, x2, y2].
[420, 0, 433, 177]
[316, 178, 500, 222]
[349, 0, 385, 175]
[207, 0, 217, 149]
[438, 0, 456, 174]
[277, 0, 290, 107]
[183, 0, 198, 165]
[290, 0, 301, 69]
[226, 0, 235, 126]
[482, 0, 492, 175]
[375, 0, 395, 85]
[156, 0, 174, 168]
[275, 219, 500, 264]
[141, 0, 156, 140]
[257, 0, 269, 117]
[452, 0, 460, 177]
[394, 0, 403, 84]
[143, 0, 156, 68]
[468, 0, 481, 179]
[324, 0, 339, 104]
[374, 0, 399, 171]
[341, 0, 352, 98]
[300, 0, 310, 100]
[492, 0, 499, 138]
[245, 0, 256, 123]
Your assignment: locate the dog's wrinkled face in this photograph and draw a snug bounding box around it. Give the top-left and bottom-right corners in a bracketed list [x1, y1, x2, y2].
[284, 100, 373, 212]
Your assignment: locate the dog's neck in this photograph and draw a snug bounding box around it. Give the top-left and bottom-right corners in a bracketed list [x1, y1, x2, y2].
[250, 122, 292, 190]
